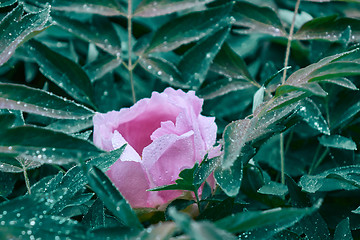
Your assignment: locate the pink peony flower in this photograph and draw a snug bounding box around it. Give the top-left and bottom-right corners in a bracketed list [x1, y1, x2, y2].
[93, 87, 220, 209]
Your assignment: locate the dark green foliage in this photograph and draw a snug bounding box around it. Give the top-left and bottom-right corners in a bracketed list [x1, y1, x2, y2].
[1, 0, 360, 239]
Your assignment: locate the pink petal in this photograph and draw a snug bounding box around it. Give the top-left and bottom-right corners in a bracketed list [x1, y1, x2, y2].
[142, 131, 196, 202]
[112, 131, 141, 162]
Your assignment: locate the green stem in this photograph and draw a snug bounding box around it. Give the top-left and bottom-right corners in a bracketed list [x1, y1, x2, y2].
[279, 0, 301, 184]
[194, 190, 201, 212]
[23, 168, 31, 195]
[128, 0, 136, 104]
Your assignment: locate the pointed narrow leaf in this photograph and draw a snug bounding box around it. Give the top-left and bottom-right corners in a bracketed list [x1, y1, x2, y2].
[25, 40, 95, 108]
[0, 83, 94, 119]
[298, 99, 330, 135]
[134, 0, 216, 17]
[232, 2, 286, 37]
[0, 4, 50, 66]
[215, 207, 315, 234]
[211, 43, 255, 83]
[318, 135, 357, 150]
[52, 14, 122, 56]
[33, 0, 126, 16]
[86, 165, 143, 230]
[294, 15, 360, 42]
[145, 3, 233, 52]
[0, 126, 103, 165]
[139, 56, 188, 88]
[334, 218, 353, 240]
[299, 165, 360, 193]
[178, 27, 231, 88]
[214, 158, 243, 197]
[197, 78, 254, 99]
[83, 55, 122, 83]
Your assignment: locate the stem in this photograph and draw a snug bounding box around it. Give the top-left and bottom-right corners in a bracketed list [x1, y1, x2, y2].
[23, 169, 31, 195]
[279, 0, 301, 184]
[128, 0, 136, 104]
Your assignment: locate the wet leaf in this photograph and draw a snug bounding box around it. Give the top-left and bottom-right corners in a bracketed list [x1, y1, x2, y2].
[232, 1, 286, 37]
[0, 193, 91, 239]
[214, 158, 243, 197]
[257, 181, 288, 196]
[211, 43, 255, 83]
[0, 171, 17, 197]
[178, 27, 230, 88]
[52, 14, 122, 57]
[0, 0, 16, 7]
[0, 4, 50, 66]
[215, 206, 315, 234]
[169, 208, 236, 240]
[25, 40, 95, 108]
[134, 0, 216, 17]
[0, 83, 94, 119]
[33, 0, 126, 16]
[294, 15, 360, 42]
[252, 86, 265, 113]
[86, 165, 143, 230]
[139, 56, 188, 88]
[149, 163, 199, 192]
[276, 48, 360, 97]
[82, 198, 105, 230]
[334, 218, 353, 240]
[297, 99, 330, 135]
[83, 55, 122, 83]
[318, 135, 357, 150]
[145, 3, 233, 52]
[299, 165, 360, 193]
[197, 78, 254, 100]
[0, 125, 103, 165]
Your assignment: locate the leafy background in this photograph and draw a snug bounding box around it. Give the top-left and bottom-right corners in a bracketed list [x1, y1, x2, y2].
[1, 0, 360, 239]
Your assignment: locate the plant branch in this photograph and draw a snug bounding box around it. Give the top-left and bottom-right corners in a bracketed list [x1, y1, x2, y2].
[280, 0, 301, 184]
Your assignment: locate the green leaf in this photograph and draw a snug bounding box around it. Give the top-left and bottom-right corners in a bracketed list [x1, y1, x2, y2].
[0, 125, 103, 165]
[0, 0, 16, 7]
[193, 155, 220, 187]
[0, 4, 50, 66]
[215, 206, 315, 234]
[0, 193, 91, 239]
[139, 56, 188, 88]
[134, 0, 216, 17]
[145, 3, 233, 52]
[214, 158, 243, 197]
[276, 49, 360, 98]
[299, 165, 360, 193]
[83, 55, 122, 83]
[0, 171, 17, 197]
[332, 99, 360, 129]
[257, 181, 288, 196]
[211, 43, 255, 83]
[252, 86, 265, 113]
[149, 163, 199, 192]
[197, 78, 255, 100]
[86, 165, 143, 230]
[178, 27, 231, 88]
[46, 117, 93, 134]
[33, 0, 126, 16]
[318, 135, 357, 150]
[0, 83, 94, 119]
[294, 15, 360, 42]
[25, 39, 95, 108]
[138, 222, 177, 240]
[0, 113, 16, 129]
[232, 1, 286, 37]
[334, 218, 353, 240]
[169, 208, 236, 240]
[52, 14, 122, 57]
[82, 198, 105, 230]
[285, 176, 331, 240]
[0, 156, 42, 173]
[298, 99, 330, 135]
